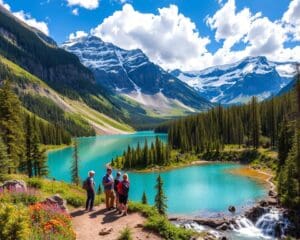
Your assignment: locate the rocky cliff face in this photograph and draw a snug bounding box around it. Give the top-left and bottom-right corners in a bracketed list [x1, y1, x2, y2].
[62, 35, 212, 112]
[172, 56, 296, 104]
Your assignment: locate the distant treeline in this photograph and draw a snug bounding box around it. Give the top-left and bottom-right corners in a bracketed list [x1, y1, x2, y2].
[112, 138, 171, 169]
[156, 74, 300, 211]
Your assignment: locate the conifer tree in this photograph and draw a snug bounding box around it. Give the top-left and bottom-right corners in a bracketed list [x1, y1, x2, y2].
[71, 139, 80, 185]
[0, 81, 25, 173]
[0, 137, 9, 175]
[250, 97, 260, 148]
[154, 175, 167, 215]
[141, 191, 148, 204]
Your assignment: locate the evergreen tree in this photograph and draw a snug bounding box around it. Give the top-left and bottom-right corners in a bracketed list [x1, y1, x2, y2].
[154, 175, 167, 215]
[141, 191, 148, 204]
[71, 139, 80, 185]
[250, 97, 260, 148]
[0, 81, 25, 173]
[24, 115, 34, 177]
[0, 137, 9, 175]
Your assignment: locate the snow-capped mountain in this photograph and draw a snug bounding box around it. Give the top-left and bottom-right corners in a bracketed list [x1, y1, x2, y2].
[171, 56, 297, 104]
[62, 36, 212, 115]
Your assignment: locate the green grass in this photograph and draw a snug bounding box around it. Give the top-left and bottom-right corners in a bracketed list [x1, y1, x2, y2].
[118, 227, 133, 240]
[128, 202, 195, 240]
[0, 175, 103, 208]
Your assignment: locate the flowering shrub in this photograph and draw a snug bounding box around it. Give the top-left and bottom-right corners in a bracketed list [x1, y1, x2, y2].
[0, 203, 31, 240]
[30, 202, 76, 240]
[0, 186, 40, 205]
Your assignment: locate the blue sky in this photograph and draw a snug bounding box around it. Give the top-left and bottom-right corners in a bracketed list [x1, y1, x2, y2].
[1, 0, 299, 70]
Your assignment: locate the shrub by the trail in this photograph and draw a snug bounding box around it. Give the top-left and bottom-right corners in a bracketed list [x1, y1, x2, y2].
[128, 202, 194, 240]
[118, 227, 133, 240]
[29, 202, 76, 240]
[0, 203, 31, 240]
[0, 187, 40, 205]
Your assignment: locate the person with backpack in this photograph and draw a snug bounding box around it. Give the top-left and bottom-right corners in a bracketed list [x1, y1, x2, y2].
[83, 170, 96, 211]
[114, 172, 122, 211]
[102, 167, 115, 211]
[117, 173, 130, 216]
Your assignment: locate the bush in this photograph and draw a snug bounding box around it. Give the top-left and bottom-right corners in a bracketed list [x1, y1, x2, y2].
[128, 202, 193, 240]
[65, 195, 85, 208]
[0, 203, 31, 240]
[26, 178, 43, 189]
[0, 187, 40, 205]
[118, 227, 133, 240]
[29, 202, 76, 240]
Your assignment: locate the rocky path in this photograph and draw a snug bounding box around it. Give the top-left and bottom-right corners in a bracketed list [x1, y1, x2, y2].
[71, 204, 161, 240]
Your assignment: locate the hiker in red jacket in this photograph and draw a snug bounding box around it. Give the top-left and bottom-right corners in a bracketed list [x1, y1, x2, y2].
[117, 173, 130, 216]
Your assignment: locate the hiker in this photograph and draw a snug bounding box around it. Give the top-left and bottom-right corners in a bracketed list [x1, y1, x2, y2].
[114, 172, 122, 210]
[84, 170, 96, 211]
[102, 167, 115, 210]
[117, 173, 130, 216]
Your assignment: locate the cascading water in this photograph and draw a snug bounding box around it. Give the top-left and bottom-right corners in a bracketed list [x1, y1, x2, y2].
[232, 209, 290, 239]
[174, 208, 291, 240]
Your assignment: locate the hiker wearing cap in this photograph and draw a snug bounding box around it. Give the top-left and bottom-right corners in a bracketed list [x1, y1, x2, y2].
[114, 172, 122, 210]
[83, 170, 95, 211]
[117, 173, 130, 216]
[102, 167, 115, 210]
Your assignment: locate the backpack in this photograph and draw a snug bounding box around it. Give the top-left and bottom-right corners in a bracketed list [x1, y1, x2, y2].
[122, 181, 130, 196]
[82, 178, 89, 190]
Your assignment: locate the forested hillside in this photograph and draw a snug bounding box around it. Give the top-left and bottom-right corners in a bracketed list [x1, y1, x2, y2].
[156, 73, 300, 211]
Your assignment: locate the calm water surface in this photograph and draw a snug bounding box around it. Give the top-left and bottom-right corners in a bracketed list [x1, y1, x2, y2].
[47, 131, 267, 215]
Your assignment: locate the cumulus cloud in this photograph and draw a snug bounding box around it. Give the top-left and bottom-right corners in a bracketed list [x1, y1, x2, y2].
[72, 8, 79, 15]
[13, 11, 49, 35]
[66, 0, 99, 10]
[0, 0, 49, 35]
[69, 30, 88, 40]
[282, 0, 300, 41]
[205, 0, 299, 67]
[91, 4, 210, 70]
[0, 0, 10, 11]
[206, 0, 261, 50]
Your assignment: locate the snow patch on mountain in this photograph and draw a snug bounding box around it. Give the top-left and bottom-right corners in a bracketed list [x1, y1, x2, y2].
[172, 56, 297, 104]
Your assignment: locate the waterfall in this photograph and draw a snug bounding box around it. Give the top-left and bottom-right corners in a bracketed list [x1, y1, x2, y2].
[232, 209, 290, 239]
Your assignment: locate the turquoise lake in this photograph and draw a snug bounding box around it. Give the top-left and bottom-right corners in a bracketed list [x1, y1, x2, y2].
[47, 131, 267, 215]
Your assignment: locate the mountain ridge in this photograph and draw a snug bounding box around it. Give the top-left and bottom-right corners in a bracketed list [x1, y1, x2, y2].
[62, 35, 213, 116]
[171, 56, 297, 104]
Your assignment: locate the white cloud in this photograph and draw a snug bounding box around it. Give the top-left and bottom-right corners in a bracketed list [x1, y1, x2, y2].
[91, 4, 210, 71]
[66, 0, 99, 10]
[13, 11, 49, 35]
[282, 0, 300, 41]
[0, 0, 49, 35]
[205, 0, 299, 68]
[69, 30, 88, 40]
[72, 8, 79, 15]
[206, 0, 261, 50]
[0, 0, 10, 11]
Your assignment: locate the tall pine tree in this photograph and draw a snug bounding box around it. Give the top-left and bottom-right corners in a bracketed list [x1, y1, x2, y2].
[71, 139, 80, 185]
[154, 175, 167, 215]
[0, 81, 25, 173]
[0, 137, 9, 176]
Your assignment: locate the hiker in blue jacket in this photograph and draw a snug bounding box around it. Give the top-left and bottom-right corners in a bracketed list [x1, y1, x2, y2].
[84, 170, 95, 211]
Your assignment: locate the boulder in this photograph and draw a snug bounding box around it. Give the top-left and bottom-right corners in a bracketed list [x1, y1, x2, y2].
[43, 194, 68, 212]
[1, 180, 27, 191]
[268, 190, 277, 197]
[228, 205, 236, 213]
[245, 206, 267, 223]
[194, 218, 229, 228]
[216, 223, 228, 231]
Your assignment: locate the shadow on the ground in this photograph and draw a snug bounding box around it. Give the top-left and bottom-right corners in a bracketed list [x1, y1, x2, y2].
[71, 209, 86, 217]
[88, 208, 122, 224]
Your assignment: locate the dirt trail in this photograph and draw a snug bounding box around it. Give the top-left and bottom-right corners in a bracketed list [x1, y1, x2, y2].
[71, 204, 161, 240]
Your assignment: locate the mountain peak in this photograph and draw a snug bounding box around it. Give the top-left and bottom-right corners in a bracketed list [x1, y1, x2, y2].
[172, 56, 296, 104]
